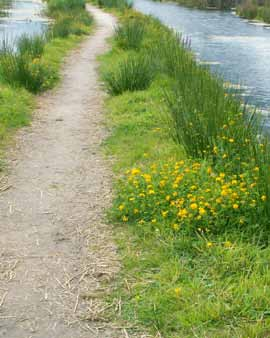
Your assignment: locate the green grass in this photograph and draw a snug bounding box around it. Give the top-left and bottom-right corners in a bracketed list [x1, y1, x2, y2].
[95, 0, 133, 11]
[237, 1, 270, 24]
[104, 52, 155, 95]
[100, 9, 270, 338]
[115, 19, 145, 50]
[47, 0, 86, 12]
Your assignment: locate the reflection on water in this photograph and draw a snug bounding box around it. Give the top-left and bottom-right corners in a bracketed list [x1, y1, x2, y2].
[134, 0, 270, 123]
[0, 0, 47, 44]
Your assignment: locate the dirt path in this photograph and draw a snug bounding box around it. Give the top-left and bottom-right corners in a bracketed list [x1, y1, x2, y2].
[0, 5, 125, 338]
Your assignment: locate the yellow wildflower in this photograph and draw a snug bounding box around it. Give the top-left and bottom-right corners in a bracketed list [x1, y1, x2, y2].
[172, 223, 180, 231]
[224, 241, 232, 248]
[221, 190, 228, 197]
[131, 168, 141, 175]
[178, 208, 188, 218]
[159, 180, 166, 188]
[122, 216, 128, 222]
[190, 203, 198, 210]
[199, 207, 206, 216]
[162, 210, 168, 218]
[216, 197, 222, 204]
[174, 287, 181, 297]
[118, 205, 125, 211]
[142, 174, 152, 183]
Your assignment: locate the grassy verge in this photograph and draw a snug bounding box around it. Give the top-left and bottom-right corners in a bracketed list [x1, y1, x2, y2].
[0, 0, 93, 169]
[237, 2, 270, 24]
[98, 5, 270, 338]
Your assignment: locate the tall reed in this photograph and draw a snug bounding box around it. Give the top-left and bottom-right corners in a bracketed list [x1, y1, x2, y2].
[115, 20, 145, 50]
[97, 0, 132, 10]
[17, 34, 47, 59]
[104, 53, 154, 95]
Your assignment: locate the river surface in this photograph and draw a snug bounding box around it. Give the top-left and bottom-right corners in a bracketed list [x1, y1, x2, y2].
[0, 0, 47, 44]
[134, 0, 270, 123]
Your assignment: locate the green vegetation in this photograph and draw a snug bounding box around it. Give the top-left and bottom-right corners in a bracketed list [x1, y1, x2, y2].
[104, 53, 154, 95]
[115, 19, 145, 50]
[0, 0, 93, 168]
[237, 0, 270, 23]
[99, 7, 270, 337]
[173, 0, 232, 10]
[95, 0, 132, 10]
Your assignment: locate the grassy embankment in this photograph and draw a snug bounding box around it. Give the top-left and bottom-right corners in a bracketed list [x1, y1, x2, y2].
[98, 2, 270, 337]
[237, 1, 270, 24]
[0, 0, 93, 169]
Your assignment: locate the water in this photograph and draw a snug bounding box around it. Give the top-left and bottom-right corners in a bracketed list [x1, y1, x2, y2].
[0, 0, 47, 44]
[134, 0, 270, 124]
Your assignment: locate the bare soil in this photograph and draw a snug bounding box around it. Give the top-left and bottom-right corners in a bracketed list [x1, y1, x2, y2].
[0, 5, 130, 337]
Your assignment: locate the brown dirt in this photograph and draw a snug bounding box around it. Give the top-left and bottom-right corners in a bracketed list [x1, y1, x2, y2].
[0, 5, 137, 338]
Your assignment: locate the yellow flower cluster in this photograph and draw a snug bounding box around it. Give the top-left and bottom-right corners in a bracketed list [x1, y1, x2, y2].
[115, 159, 265, 234]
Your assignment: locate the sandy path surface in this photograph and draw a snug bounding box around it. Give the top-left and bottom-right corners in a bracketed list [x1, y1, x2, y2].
[0, 5, 126, 338]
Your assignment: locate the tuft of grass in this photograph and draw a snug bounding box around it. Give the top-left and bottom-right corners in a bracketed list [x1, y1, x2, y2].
[258, 5, 270, 23]
[104, 53, 155, 95]
[237, 1, 258, 20]
[237, 0, 270, 23]
[97, 0, 133, 10]
[115, 19, 145, 50]
[47, 0, 86, 13]
[17, 34, 47, 59]
[0, 41, 56, 93]
[50, 11, 93, 38]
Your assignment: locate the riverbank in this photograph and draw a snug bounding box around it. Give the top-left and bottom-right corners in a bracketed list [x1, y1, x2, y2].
[0, 0, 93, 169]
[98, 3, 270, 337]
[140, 0, 270, 24]
[237, 2, 270, 24]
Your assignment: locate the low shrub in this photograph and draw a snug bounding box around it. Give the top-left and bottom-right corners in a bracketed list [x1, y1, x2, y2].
[104, 53, 155, 95]
[115, 19, 145, 50]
